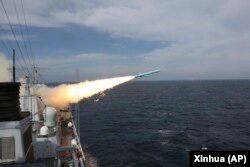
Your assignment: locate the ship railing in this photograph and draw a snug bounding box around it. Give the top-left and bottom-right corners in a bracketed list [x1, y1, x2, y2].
[72, 120, 86, 167]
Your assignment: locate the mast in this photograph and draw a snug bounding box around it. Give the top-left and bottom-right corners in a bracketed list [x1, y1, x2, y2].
[13, 49, 16, 83]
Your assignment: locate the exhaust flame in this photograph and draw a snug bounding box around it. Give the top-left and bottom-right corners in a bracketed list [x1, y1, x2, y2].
[35, 76, 135, 109]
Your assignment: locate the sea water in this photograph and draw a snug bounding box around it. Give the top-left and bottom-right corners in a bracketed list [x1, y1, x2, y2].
[79, 80, 250, 167]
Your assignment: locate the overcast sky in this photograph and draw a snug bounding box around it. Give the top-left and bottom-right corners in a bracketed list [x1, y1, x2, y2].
[0, 0, 250, 81]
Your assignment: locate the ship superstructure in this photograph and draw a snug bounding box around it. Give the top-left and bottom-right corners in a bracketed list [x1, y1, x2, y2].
[0, 80, 86, 167]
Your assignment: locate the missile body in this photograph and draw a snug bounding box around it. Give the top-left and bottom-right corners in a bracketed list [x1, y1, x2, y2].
[135, 69, 161, 78]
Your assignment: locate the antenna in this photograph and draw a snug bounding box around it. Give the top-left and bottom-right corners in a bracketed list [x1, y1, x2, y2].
[13, 49, 15, 83]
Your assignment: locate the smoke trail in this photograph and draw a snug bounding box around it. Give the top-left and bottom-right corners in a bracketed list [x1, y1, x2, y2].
[35, 76, 135, 109]
[0, 54, 11, 82]
[0, 54, 134, 108]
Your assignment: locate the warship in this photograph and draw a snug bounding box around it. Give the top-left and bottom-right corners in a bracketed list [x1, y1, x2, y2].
[0, 78, 86, 167]
[0, 48, 87, 166]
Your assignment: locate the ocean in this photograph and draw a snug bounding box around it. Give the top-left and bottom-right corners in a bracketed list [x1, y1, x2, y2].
[78, 80, 250, 167]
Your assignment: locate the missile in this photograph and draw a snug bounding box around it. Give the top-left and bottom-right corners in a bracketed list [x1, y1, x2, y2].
[135, 69, 161, 78]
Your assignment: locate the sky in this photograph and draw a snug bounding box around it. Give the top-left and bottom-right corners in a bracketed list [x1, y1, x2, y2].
[0, 0, 250, 82]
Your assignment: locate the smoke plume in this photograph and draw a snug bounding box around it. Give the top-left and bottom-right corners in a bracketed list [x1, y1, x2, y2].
[0, 54, 11, 82]
[0, 54, 134, 108]
[35, 76, 134, 109]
